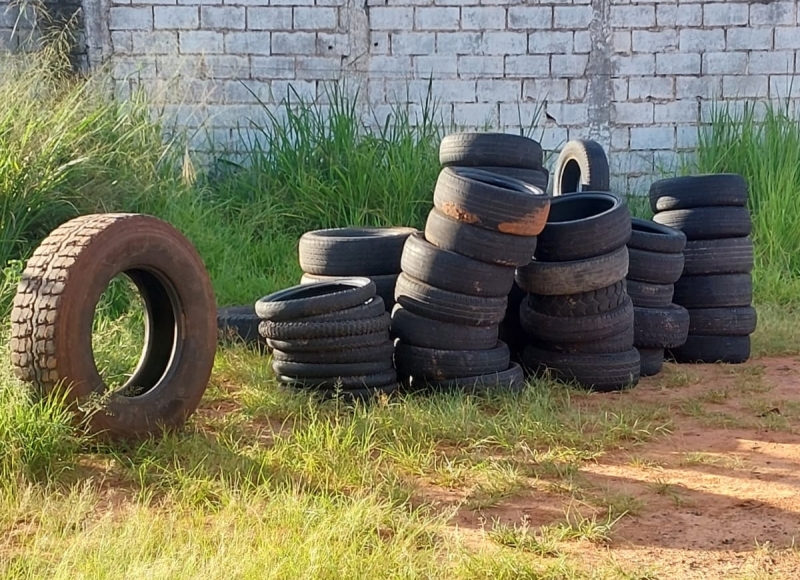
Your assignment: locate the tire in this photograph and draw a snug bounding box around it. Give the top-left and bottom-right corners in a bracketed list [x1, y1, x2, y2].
[271, 341, 394, 364]
[439, 132, 543, 170]
[526, 279, 628, 318]
[298, 226, 418, 276]
[516, 245, 629, 296]
[424, 208, 537, 267]
[653, 207, 752, 240]
[279, 369, 398, 391]
[300, 273, 398, 310]
[633, 305, 690, 349]
[267, 330, 390, 353]
[394, 341, 510, 380]
[686, 306, 758, 336]
[255, 278, 376, 322]
[390, 304, 499, 351]
[526, 327, 634, 355]
[394, 272, 508, 327]
[259, 312, 391, 341]
[9, 213, 217, 441]
[294, 296, 386, 322]
[682, 237, 754, 275]
[626, 280, 674, 308]
[668, 335, 751, 364]
[217, 305, 264, 346]
[628, 217, 687, 254]
[520, 295, 634, 345]
[522, 345, 641, 392]
[433, 166, 551, 237]
[272, 358, 393, 379]
[553, 139, 611, 195]
[649, 173, 749, 212]
[408, 362, 526, 396]
[535, 192, 631, 262]
[627, 248, 685, 285]
[672, 274, 753, 309]
[400, 232, 516, 298]
[638, 348, 664, 377]
[470, 167, 549, 192]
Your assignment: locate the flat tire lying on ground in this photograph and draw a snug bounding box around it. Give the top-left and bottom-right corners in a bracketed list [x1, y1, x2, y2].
[638, 348, 664, 377]
[627, 218, 687, 254]
[668, 335, 751, 364]
[390, 305, 499, 351]
[553, 139, 610, 195]
[526, 280, 628, 317]
[9, 213, 217, 441]
[399, 232, 516, 297]
[649, 174, 749, 212]
[626, 280, 674, 308]
[672, 274, 753, 309]
[534, 192, 631, 262]
[394, 341, 510, 380]
[653, 207, 752, 240]
[439, 132, 543, 170]
[300, 273, 398, 310]
[682, 237, 754, 275]
[298, 227, 417, 276]
[407, 362, 526, 395]
[255, 278, 376, 322]
[686, 306, 758, 336]
[423, 208, 537, 267]
[633, 305, 690, 349]
[433, 167, 551, 237]
[522, 345, 641, 392]
[516, 245, 629, 296]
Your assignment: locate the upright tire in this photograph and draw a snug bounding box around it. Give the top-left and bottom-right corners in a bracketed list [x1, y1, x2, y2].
[10, 213, 217, 441]
[553, 139, 611, 195]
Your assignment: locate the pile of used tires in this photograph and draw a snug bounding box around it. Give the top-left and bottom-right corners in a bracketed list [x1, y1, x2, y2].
[650, 174, 756, 364]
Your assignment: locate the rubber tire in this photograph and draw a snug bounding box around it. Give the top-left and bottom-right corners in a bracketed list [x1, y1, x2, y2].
[279, 369, 398, 391]
[400, 232, 516, 298]
[298, 226, 418, 276]
[424, 208, 537, 267]
[628, 217, 687, 254]
[522, 345, 641, 392]
[259, 312, 391, 341]
[470, 166, 549, 192]
[266, 330, 390, 353]
[668, 335, 751, 364]
[673, 274, 753, 309]
[626, 280, 674, 308]
[271, 341, 395, 364]
[526, 279, 628, 317]
[653, 207, 752, 240]
[394, 341, 511, 380]
[520, 295, 634, 345]
[649, 174, 749, 212]
[433, 166, 551, 237]
[300, 273, 397, 311]
[627, 248, 685, 285]
[9, 213, 217, 441]
[272, 358, 393, 379]
[682, 237, 754, 275]
[553, 139, 611, 195]
[516, 245, 629, 296]
[525, 327, 634, 355]
[638, 348, 664, 377]
[439, 132, 543, 170]
[633, 305, 690, 349]
[407, 362, 526, 396]
[291, 296, 385, 322]
[535, 192, 632, 262]
[394, 272, 508, 327]
[217, 305, 265, 347]
[390, 304, 499, 351]
[255, 278, 376, 322]
[687, 306, 758, 336]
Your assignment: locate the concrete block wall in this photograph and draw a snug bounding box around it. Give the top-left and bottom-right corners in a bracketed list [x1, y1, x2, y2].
[78, 0, 800, 192]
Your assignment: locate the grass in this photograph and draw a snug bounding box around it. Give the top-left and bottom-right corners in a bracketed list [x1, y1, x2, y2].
[2, 38, 800, 579]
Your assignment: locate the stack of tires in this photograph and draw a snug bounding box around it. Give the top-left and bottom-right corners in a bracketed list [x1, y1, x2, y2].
[298, 227, 418, 312]
[392, 160, 551, 394]
[650, 174, 756, 364]
[626, 218, 690, 376]
[516, 192, 641, 392]
[552, 138, 611, 195]
[256, 278, 398, 400]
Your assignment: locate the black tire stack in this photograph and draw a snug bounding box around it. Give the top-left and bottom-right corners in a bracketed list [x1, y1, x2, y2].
[256, 278, 398, 401]
[650, 174, 756, 364]
[626, 218, 690, 376]
[392, 147, 551, 394]
[516, 192, 641, 392]
[298, 227, 418, 311]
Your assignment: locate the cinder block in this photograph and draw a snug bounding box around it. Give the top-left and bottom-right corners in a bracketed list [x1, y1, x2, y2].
[370, 7, 413, 30]
[109, 7, 153, 31]
[569, 79, 587, 100]
[613, 102, 654, 125]
[414, 55, 458, 76]
[727, 28, 773, 51]
[272, 32, 316, 54]
[553, 5, 593, 28]
[654, 101, 699, 124]
[630, 127, 674, 150]
[505, 55, 550, 78]
[723, 75, 769, 99]
[247, 8, 292, 31]
[629, 77, 674, 100]
[414, 7, 459, 30]
[482, 32, 527, 55]
[632, 30, 677, 53]
[523, 78, 568, 101]
[573, 31, 591, 53]
[180, 30, 224, 53]
[459, 56, 505, 79]
[676, 75, 722, 99]
[391, 32, 435, 55]
[507, 6, 552, 30]
[111, 31, 133, 53]
[775, 28, 800, 50]
[201, 6, 245, 30]
[251, 56, 296, 79]
[612, 54, 655, 76]
[609, 5, 655, 28]
[225, 31, 272, 55]
[293, 7, 338, 30]
[545, 102, 589, 126]
[154, 7, 199, 30]
[751, 2, 795, 26]
[437, 32, 481, 55]
[680, 29, 725, 52]
[703, 2, 748, 26]
[461, 7, 506, 30]
[750, 51, 794, 74]
[453, 103, 499, 128]
[317, 33, 349, 56]
[528, 31, 573, 54]
[656, 53, 700, 75]
[477, 79, 521, 102]
[296, 56, 341, 80]
[702, 51, 747, 75]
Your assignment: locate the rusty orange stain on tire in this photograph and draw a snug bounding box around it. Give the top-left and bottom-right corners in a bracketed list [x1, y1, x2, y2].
[497, 206, 551, 236]
[439, 202, 480, 225]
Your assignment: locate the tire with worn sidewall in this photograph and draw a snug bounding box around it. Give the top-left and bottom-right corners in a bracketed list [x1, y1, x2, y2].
[553, 139, 611, 195]
[516, 245, 629, 296]
[522, 345, 641, 392]
[439, 132, 543, 170]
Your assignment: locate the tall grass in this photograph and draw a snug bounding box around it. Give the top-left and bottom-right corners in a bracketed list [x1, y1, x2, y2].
[694, 100, 800, 305]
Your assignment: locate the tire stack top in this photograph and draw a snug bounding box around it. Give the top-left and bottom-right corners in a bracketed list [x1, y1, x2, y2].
[516, 192, 642, 392]
[256, 278, 398, 401]
[626, 218, 690, 377]
[392, 132, 550, 395]
[650, 174, 756, 364]
[298, 226, 418, 311]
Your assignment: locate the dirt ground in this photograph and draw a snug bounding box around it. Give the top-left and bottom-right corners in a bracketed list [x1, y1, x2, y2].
[446, 356, 800, 578]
